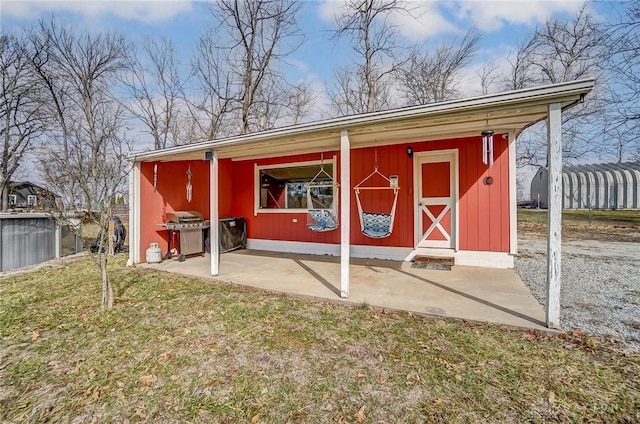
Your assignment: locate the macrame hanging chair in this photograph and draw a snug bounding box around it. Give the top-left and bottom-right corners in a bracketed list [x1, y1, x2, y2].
[353, 164, 400, 239]
[306, 156, 339, 232]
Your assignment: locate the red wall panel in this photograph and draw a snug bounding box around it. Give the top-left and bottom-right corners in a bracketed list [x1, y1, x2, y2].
[139, 160, 210, 259]
[137, 135, 511, 261]
[230, 153, 341, 244]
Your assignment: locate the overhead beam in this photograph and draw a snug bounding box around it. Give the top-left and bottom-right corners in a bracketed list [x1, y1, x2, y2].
[340, 130, 350, 298]
[546, 103, 562, 328]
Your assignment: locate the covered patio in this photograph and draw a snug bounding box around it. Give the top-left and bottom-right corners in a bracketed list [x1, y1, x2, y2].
[141, 251, 547, 331]
[130, 79, 595, 330]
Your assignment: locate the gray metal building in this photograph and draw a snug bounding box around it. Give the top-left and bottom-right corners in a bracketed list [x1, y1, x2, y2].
[530, 161, 640, 209]
[0, 213, 83, 272]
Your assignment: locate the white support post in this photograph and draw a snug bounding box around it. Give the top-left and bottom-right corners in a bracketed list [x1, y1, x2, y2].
[508, 131, 518, 255]
[128, 161, 141, 266]
[546, 103, 562, 328]
[210, 152, 220, 276]
[340, 130, 350, 298]
[54, 223, 61, 259]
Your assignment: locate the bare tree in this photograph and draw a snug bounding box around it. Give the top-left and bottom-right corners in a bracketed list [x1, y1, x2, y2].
[477, 58, 500, 96]
[0, 34, 44, 211]
[504, 3, 608, 166]
[503, 36, 539, 91]
[28, 18, 129, 309]
[120, 37, 185, 149]
[399, 30, 481, 106]
[187, 0, 304, 139]
[602, 2, 640, 161]
[328, 0, 409, 115]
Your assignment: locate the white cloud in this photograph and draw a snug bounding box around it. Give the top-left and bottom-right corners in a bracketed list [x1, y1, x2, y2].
[1, 0, 194, 23]
[318, 0, 587, 39]
[389, 1, 459, 40]
[318, 0, 459, 42]
[450, 0, 585, 31]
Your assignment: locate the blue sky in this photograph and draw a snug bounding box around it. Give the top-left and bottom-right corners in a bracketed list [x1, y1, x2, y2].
[1, 0, 614, 100]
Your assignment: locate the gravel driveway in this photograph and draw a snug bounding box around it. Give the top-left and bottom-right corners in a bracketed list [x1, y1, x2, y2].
[515, 234, 640, 351]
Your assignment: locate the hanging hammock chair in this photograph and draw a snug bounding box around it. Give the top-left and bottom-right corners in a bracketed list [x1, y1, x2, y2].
[354, 166, 400, 239]
[306, 163, 339, 232]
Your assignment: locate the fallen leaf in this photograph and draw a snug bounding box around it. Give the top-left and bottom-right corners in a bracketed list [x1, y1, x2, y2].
[548, 391, 556, 404]
[31, 330, 40, 341]
[251, 413, 260, 423]
[92, 389, 100, 401]
[139, 374, 157, 385]
[355, 406, 365, 423]
[158, 352, 172, 362]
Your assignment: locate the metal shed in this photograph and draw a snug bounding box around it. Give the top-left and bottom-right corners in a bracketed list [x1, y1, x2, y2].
[530, 161, 640, 209]
[0, 213, 84, 272]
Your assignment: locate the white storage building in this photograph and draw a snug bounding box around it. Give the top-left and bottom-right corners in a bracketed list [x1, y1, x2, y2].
[530, 161, 640, 209]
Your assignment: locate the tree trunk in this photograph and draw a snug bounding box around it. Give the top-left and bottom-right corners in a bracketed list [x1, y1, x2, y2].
[100, 253, 114, 309]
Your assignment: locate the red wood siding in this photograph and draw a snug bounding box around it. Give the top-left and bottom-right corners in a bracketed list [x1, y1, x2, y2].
[350, 144, 414, 247]
[137, 135, 511, 260]
[139, 160, 210, 260]
[452, 136, 510, 252]
[230, 153, 341, 244]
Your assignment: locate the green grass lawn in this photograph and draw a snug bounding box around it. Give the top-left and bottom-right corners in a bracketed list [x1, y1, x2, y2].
[1, 255, 638, 423]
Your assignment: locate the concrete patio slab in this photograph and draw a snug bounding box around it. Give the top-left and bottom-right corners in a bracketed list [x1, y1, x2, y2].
[141, 250, 547, 330]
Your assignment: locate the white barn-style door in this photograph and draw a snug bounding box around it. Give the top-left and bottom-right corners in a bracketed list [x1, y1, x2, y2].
[416, 152, 456, 249]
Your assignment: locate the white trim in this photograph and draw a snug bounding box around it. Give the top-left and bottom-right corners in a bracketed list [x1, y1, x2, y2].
[54, 223, 61, 259]
[211, 152, 220, 276]
[246, 239, 411, 262]
[508, 131, 518, 254]
[404, 248, 513, 268]
[245, 239, 513, 268]
[546, 103, 563, 328]
[340, 131, 350, 298]
[8, 194, 16, 206]
[413, 149, 459, 250]
[254, 158, 336, 215]
[27, 195, 37, 206]
[128, 162, 141, 265]
[248, 239, 339, 256]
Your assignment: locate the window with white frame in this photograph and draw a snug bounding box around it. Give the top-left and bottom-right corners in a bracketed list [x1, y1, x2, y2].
[27, 195, 37, 206]
[9, 194, 17, 206]
[256, 160, 335, 212]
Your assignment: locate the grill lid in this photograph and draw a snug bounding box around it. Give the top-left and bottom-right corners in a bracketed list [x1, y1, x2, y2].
[166, 210, 204, 223]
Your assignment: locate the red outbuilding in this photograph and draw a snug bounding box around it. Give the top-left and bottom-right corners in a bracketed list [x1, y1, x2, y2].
[128, 79, 594, 328]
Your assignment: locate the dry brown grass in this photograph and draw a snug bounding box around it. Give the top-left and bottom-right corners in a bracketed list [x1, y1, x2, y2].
[518, 209, 640, 242]
[1, 254, 638, 423]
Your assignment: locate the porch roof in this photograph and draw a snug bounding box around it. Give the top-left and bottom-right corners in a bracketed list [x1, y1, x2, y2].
[130, 79, 594, 162]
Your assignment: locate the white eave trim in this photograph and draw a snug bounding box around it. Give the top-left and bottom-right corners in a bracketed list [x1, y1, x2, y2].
[129, 79, 594, 162]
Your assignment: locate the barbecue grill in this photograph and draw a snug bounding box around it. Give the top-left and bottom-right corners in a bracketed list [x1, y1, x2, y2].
[159, 210, 210, 259]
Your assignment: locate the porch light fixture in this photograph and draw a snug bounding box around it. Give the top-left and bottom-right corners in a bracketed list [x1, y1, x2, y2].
[406, 146, 413, 158]
[481, 129, 495, 168]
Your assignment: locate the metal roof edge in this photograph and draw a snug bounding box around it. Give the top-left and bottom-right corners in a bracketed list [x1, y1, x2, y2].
[129, 79, 595, 162]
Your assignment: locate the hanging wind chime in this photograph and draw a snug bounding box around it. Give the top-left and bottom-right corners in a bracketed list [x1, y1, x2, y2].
[481, 128, 495, 168]
[153, 163, 158, 192]
[186, 165, 193, 203]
